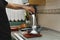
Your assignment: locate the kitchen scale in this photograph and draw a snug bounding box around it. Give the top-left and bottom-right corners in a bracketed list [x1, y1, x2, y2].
[21, 5, 42, 38]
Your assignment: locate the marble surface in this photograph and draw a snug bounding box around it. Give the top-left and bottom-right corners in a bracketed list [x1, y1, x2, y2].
[11, 29, 60, 40]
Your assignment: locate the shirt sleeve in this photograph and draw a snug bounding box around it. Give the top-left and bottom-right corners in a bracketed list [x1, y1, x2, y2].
[2, 0, 8, 7]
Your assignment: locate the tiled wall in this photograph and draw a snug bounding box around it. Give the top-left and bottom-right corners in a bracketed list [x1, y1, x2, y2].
[37, 0, 60, 32]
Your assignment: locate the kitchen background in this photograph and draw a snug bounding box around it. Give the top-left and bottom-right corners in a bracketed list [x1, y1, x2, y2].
[6, 0, 60, 32]
[38, 0, 60, 32]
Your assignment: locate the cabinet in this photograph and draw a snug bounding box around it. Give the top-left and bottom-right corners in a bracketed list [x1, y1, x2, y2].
[29, 0, 46, 5]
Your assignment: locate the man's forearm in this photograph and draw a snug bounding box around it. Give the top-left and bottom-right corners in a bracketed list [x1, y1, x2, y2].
[6, 3, 35, 13]
[6, 3, 25, 9]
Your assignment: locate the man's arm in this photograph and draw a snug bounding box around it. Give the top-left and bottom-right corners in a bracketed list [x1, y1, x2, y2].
[6, 3, 35, 13]
[6, 3, 24, 9]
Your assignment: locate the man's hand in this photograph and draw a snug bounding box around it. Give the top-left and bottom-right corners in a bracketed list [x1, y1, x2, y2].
[22, 6, 35, 14]
[6, 3, 35, 14]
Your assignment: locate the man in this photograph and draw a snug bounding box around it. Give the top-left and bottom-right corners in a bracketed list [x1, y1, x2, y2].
[0, 0, 35, 40]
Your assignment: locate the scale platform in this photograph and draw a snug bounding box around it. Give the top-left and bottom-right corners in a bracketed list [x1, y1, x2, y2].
[23, 33, 42, 38]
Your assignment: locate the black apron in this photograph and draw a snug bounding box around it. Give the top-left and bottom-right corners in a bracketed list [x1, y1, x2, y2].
[0, 0, 11, 40]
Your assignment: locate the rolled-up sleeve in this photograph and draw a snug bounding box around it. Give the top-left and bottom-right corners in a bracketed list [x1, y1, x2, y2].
[2, 0, 8, 7]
